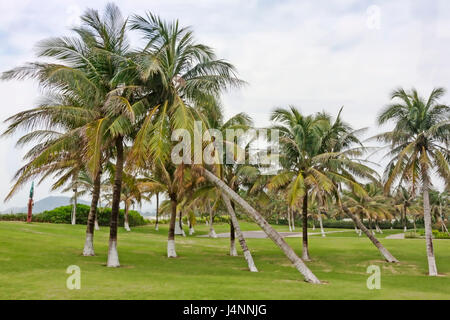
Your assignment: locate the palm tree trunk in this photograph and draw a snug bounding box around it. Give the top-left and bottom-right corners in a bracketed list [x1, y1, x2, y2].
[342, 206, 399, 263]
[167, 197, 177, 258]
[222, 193, 257, 271]
[403, 205, 408, 232]
[178, 210, 186, 237]
[155, 193, 159, 231]
[83, 168, 102, 256]
[202, 168, 320, 283]
[422, 176, 438, 276]
[318, 212, 326, 237]
[71, 187, 77, 225]
[188, 217, 195, 235]
[229, 219, 237, 256]
[439, 204, 449, 234]
[287, 207, 292, 232]
[291, 208, 295, 231]
[302, 194, 310, 261]
[375, 220, 383, 234]
[94, 211, 100, 231]
[124, 202, 131, 232]
[208, 201, 217, 238]
[107, 136, 124, 267]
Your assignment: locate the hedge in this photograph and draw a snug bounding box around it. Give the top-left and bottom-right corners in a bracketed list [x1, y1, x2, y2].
[0, 204, 147, 227]
[269, 218, 424, 230]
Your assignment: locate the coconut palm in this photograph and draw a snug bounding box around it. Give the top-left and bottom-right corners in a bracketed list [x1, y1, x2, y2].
[342, 183, 393, 234]
[377, 87, 450, 276]
[122, 12, 244, 257]
[429, 190, 449, 234]
[393, 185, 417, 232]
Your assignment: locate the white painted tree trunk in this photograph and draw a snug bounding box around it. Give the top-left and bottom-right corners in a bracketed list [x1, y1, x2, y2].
[189, 226, 195, 235]
[175, 217, 184, 235]
[318, 214, 326, 237]
[203, 169, 320, 283]
[82, 233, 95, 256]
[222, 193, 257, 271]
[94, 219, 100, 231]
[167, 239, 177, 258]
[287, 208, 292, 232]
[208, 202, 218, 238]
[230, 239, 238, 256]
[422, 177, 438, 276]
[124, 221, 131, 232]
[106, 240, 120, 267]
[375, 222, 383, 234]
[71, 189, 77, 225]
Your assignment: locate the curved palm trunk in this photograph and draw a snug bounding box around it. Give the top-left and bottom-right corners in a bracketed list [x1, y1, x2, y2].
[168, 197, 177, 258]
[71, 187, 77, 225]
[178, 210, 186, 237]
[422, 177, 438, 276]
[124, 202, 131, 232]
[155, 193, 159, 231]
[318, 212, 326, 237]
[301, 195, 311, 261]
[342, 206, 399, 263]
[202, 168, 320, 283]
[107, 137, 124, 267]
[222, 193, 257, 271]
[208, 201, 218, 238]
[83, 168, 101, 256]
[287, 207, 292, 232]
[439, 204, 449, 234]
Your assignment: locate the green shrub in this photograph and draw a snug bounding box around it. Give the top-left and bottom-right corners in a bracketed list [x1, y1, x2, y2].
[405, 231, 420, 239]
[0, 204, 147, 227]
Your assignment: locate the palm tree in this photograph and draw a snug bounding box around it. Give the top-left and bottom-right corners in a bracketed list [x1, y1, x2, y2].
[377, 87, 450, 276]
[429, 190, 449, 234]
[123, 12, 244, 257]
[269, 107, 331, 260]
[342, 183, 393, 234]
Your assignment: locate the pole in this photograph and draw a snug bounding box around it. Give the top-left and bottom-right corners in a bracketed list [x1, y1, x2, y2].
[27, 182, 34, 223]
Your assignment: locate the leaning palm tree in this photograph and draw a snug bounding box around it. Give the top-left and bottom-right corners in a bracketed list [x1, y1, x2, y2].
[376, 87, 450, 276]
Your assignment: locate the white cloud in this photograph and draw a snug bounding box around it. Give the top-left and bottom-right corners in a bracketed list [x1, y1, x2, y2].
[0, 0, 449, 210]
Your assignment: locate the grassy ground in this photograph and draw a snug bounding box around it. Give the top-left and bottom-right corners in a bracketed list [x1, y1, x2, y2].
[0, 221, 449, 300]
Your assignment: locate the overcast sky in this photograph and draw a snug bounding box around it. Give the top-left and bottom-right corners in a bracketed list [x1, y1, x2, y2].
[0, 0, 449, 212]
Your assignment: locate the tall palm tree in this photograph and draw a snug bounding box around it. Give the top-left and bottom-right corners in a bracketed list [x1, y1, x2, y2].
[377, 87, 450, 276]
[123, 12, 243, 257]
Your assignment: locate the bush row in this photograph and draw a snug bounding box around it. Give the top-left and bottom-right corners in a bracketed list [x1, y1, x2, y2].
[269, 218, 424, 230]
[0, 204, 147, 227]
[405, 230, 450, 239]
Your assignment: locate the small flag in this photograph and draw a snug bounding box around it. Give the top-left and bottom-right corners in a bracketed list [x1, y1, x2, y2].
[29, 181, 34, 199]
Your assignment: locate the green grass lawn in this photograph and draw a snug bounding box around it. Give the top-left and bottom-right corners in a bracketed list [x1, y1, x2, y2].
[0, 221, 449, 300]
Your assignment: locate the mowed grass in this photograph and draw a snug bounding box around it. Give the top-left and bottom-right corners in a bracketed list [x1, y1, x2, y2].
[0, 221, 449, 300]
